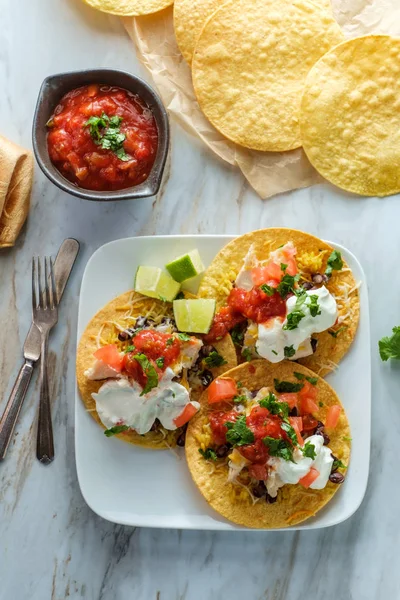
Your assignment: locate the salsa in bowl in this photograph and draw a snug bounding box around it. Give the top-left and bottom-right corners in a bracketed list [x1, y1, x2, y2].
[32, 70, 169, 201]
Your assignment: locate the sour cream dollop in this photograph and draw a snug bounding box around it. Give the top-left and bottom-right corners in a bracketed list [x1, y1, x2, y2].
[92, 368, 199, 434]
[266, 434, 334, 498]
[254, 286, 338, 363]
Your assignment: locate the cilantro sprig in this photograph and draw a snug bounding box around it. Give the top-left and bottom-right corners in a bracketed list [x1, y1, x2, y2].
[302, 441, 317, 459]
[379, 326, 400, 361]
[84, 112, 130, 161]
[199, 448, 217, 461]
[259, 392, 289, 419]
[104, 424, 130, 437]
[260, 284, 275, 297]
[274, 379, 304, 393]
[263, 436, 294, 462]
[225, 416, 254, 447]
[204, 351, 228, 368]
[325, 250, 343, 277]
[134, 353, 159, 395]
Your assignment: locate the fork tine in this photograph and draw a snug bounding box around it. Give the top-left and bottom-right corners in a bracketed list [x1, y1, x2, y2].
[32, 257, 37, 310]
[50, 257, 57, 308]
[45, 257, 51, 310]
[38, 256, 44, 309]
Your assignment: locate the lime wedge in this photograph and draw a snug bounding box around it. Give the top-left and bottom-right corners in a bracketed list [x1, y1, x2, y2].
[173, 299, 216, 334]
[135, 266, 180, 302]
[166, 249, 205, 283]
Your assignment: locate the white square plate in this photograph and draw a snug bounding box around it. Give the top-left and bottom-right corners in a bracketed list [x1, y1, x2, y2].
[75, 235, 370, 530]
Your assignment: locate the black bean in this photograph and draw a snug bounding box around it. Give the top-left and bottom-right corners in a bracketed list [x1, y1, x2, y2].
[311, 338, 318, 353]
[315, 421, 330, 445]
[118, 328, 134, 342]
[135, 316, 150, 328]
[176, 432, 186, 447]
[302, 282, 314, 291]
[329, 472, 345, 484]
[266, 493, 277, 504]
[150, 419, 160, 432]
[331, 455, 339, 473]
[200, 345, 214, 358]
[200, 370, 214, 387]
[289, 407, 298, 417]
[216, 445, 230, 459]
[312, 273, 324, 285]
[252, 482, 266, 498]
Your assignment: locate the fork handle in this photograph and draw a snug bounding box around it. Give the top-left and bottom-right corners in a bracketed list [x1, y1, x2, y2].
[0, 361, 34, 460]
[36, 332, 54, 464]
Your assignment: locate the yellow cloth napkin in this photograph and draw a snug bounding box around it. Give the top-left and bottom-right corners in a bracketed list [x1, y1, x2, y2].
[0, 135, 34, 248]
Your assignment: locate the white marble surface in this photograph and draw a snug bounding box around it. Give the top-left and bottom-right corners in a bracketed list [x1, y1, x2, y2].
[1, 0, 399, 598]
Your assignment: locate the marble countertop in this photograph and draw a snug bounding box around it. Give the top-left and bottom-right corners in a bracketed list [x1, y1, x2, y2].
[1, 0, 399, 598]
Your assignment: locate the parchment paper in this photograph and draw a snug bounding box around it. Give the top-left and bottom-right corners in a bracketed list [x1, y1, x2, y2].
[123, 0, 400, 198]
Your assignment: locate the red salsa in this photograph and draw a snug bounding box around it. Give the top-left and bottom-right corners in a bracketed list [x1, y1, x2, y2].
[47, 84, 158, 191]
[204, 287, 286, 343]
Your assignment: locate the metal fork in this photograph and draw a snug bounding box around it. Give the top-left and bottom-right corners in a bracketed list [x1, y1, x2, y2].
[32, 256, 59, 464]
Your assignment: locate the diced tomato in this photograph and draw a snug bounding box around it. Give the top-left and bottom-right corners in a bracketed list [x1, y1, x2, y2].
[94, 344, 123, 372]
[209, 410, 237, 445]
[122, 353, 150, 389]
[252, 261, 282, 285]
[301, 414, 319, 432]
[248, 463, 268, 480]
[300, 396, 319, 416]
[173, 403, 198, 428]
[299, 467, 320, 488]
[325, 405, 341, 429]
[133, 330, 180, 368]
[208, 378, 238, 404]
[239, 439, 268, 464]
[289, 417, 304, 445]
[246, 406, 282, 440]
[299, 380, 318, 401]
[278, 393, 298, 409]
[203, 307, 246, 344]
[285, 258, 298, 276]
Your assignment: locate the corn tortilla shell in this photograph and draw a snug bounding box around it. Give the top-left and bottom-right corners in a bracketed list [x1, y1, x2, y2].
[191, 0, 344, 152]
[83, 0, 173, 16]
[198, 228, 360, 377]
[300, 35, 400, 197]
[173, 0, 223, 64]
[186, 360, 351, 528]
[76, 291, 237, 449]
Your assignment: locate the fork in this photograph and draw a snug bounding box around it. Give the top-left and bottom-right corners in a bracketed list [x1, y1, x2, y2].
[32, 256, 59, 464]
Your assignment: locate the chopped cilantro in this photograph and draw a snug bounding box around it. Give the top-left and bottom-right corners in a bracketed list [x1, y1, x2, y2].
[134, 353, 159, 395]
[260, 284, 275, 297]
[274, 379, 303, 393]
[175, 291, 185, 300]
[155, 357, 165, 369]
[204, 351, 228, 368]
[178, 333, 191, 341]
[276, 273, 300, 298]
[124, 345, 135, 353]
[306, 376, 318, 385]
[199, 448, 217, 461]
[325, 250, 343, 277]
[281, 421, 298, 446]
[284, 345, 296, 358]
[242, 347, 253, 362]
[158, 295, 167, 302]
[308, 294, 321, 318]
[259, 393, 289, 418]
[233, 394, 247, 405]
[84, 112, 130, 161]
[280, 263, 288, 272]
[231, 324, 245, 346]
[104, 424, 130, 437]
[379, 326, 400, 361]
[319, 401, 324, 408]
[302, 441, 316, 459]
[272, 350, 278, 356]
[328, 326, 347, 338]
[333, 458, 347, 470]
[283, 290, 307, 330]
[166, 338, 174, 347]
[225, 416, 254, 447]
[294, 372, 305, 380]
[237, 381, 243, 388]
[343, 436, 352, 442]
[263, 436, 294, 462]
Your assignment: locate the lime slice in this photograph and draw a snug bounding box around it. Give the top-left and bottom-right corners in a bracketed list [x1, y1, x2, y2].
[166, 249, 205, 283]
[173, 299, 216, 334]
[135, 266, 180, 302]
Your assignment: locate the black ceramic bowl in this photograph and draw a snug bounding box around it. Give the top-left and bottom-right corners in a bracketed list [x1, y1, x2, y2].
[32, 69, 169, 201]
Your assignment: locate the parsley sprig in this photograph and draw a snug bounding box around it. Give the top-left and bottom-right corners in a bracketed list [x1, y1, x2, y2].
[379, 326, 400, 361]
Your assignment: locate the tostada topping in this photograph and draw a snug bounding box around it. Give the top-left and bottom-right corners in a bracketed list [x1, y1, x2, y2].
[204, 242, 339, 362]
[199, 376, 346, 502]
